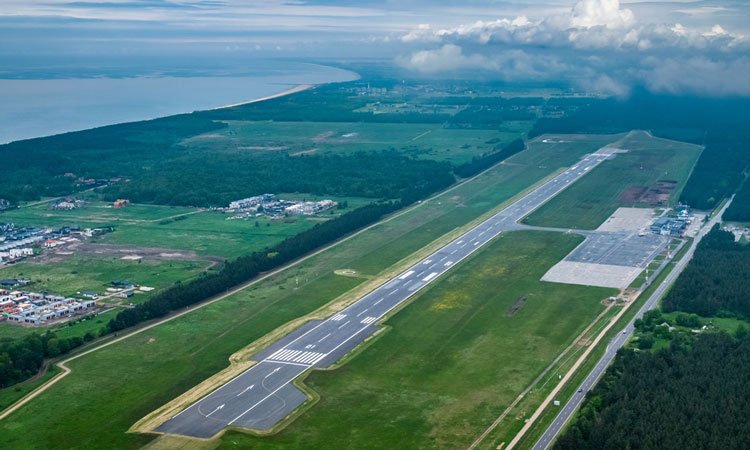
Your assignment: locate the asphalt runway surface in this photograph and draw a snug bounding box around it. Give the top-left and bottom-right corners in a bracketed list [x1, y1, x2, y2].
[531, 197, 732, 450]
[157, 148, 619, 438]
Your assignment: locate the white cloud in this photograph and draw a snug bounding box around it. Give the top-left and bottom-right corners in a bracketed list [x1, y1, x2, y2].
[569, 0, 634, 29]
[397, 0, 750, 97]
[398, 0, 746, 52]
[396, 44, 497, 73]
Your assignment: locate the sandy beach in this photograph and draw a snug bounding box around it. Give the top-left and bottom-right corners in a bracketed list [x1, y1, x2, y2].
[211, 84, 314, 110]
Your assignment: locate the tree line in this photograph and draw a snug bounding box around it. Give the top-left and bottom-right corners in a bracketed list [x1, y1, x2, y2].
[553, 331, 750, 450]
[662, 225, 750, 319]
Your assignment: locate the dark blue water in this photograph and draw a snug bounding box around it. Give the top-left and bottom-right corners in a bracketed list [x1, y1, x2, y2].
[0, 62, 357, 144]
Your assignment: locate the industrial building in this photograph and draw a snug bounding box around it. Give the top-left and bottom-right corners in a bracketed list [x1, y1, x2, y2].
[650, 217, 689, 236]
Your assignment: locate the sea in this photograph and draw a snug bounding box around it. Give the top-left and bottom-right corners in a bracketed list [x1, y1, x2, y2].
[0, 62, 358, 144]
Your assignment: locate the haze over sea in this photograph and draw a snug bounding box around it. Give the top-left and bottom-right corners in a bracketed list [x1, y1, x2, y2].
[0, 61, 357, 144]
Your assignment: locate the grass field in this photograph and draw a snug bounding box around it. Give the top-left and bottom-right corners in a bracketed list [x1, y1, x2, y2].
[214, 231, 613, 449]
[182, 121, 533, 165]
[524, 131, 703, 230]
[0, 133, 620, 450]
[1, 195, 373, 260]
[0, 365, 61, 411]
[502, 237, 695, 450]
[0, 256, 211, 340]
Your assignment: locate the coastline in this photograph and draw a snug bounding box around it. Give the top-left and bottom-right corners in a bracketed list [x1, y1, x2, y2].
[211, 84, 314, 110]
[0, 63, 358, 144]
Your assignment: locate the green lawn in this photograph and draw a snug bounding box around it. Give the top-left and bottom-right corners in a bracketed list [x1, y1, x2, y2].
[524, 131, 703, 229]
[0, 133, 620, 450]
[182, 121, 533, 165]
[0, 196, 373, 260]
[217, 231, 613, 450]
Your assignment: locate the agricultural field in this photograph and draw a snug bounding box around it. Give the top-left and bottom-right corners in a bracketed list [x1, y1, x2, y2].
[0, 133, 618, 450]
[216, 231, 614, 449]
[182, 120, 533, 166]
[524, 131, 703, 230]
[1, 195, 373, 260]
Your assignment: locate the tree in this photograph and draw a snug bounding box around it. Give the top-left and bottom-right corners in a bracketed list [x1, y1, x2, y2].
[638, 335, 654, 349]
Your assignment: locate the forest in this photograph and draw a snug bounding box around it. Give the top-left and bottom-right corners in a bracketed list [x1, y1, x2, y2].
[102, 150, 454, 206]
[662, 226, 750, 319]
[724, 179, 750, 222]
[0, 114, 225, 203]
[553, 331, 750, 450]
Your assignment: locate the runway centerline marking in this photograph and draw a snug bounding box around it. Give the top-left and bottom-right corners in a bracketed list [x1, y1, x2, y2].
[206, 404, 224, 418]
[237, 385, 254, 397]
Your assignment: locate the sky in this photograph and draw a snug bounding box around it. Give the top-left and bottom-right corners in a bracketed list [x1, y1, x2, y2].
[1, 0, 749, 97]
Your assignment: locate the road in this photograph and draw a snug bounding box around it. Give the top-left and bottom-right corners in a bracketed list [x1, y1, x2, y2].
[530, 195, 733, 450]
[156, 147, 621, 438]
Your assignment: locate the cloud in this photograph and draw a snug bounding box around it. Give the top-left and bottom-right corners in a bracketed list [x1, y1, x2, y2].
[585, 73, 631, 98]
[643, 56, 750, 97]
[396, 44, 497, 73]
[569, 0, 634, 29]
[397, 0, 750, 97]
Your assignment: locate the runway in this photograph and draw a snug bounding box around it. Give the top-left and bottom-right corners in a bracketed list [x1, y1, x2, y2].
[156, 147, 619, 438]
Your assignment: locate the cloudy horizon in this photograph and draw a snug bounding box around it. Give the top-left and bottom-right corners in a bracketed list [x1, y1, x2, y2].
[2, 0, 749, 97]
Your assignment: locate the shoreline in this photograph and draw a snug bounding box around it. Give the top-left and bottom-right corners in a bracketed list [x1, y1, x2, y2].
[0, 64, 358, 144]
[211, 84, 314, 110]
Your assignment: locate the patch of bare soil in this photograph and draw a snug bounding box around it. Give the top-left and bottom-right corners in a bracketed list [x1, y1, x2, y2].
[639, 179, 676, 205]
[34, 241, 222, 265]
[619, 186, 647, 203]
[312, 131, 335, 142]
[290, 148, 318, 156]
[238, 146, 287, 151]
